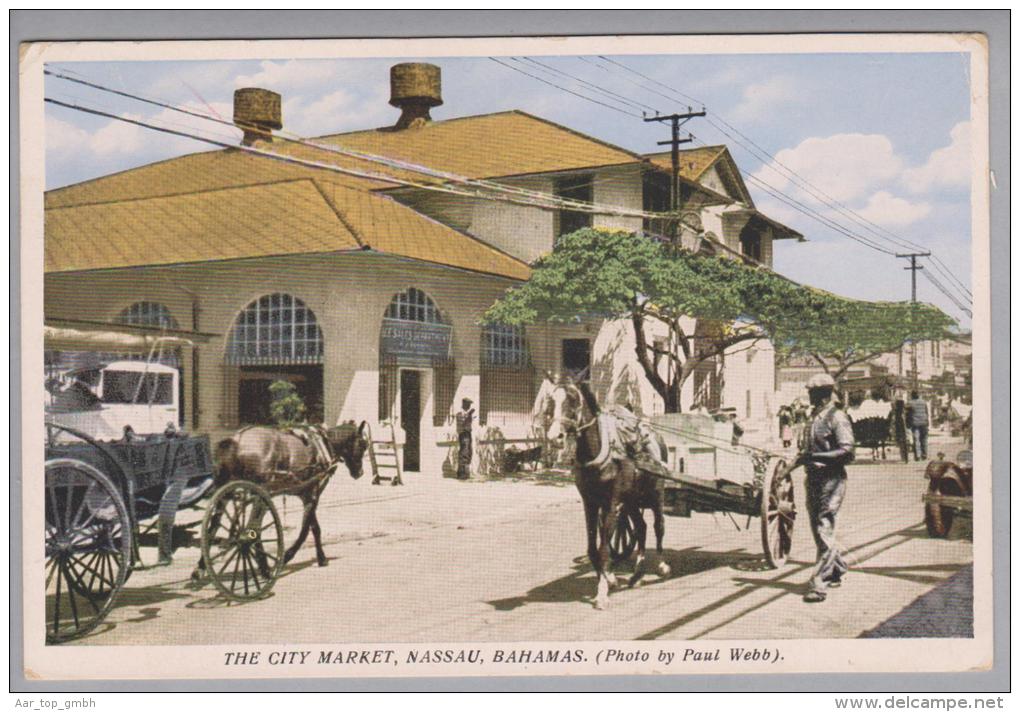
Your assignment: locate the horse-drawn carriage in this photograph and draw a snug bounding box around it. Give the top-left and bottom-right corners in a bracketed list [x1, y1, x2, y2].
[43, 324, 366, 643]
[607, 412, 796, 569]
[534, 374, 796, 609]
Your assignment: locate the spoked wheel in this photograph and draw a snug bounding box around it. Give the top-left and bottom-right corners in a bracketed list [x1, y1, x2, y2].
[45, 459, 132, 644]
[609, 513, 638, 563]
[201, 481, 284, 601]
[760, 459, 796, 568]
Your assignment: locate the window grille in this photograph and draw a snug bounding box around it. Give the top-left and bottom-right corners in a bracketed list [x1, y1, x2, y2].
[116, 302, 179, 330]
[227, 293, 323, 365]
[482, 324, 529, 368]
[385, 287, 443, 324]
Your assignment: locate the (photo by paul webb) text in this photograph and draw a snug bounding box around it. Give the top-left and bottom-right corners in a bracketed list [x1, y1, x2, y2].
[19, 31, 991, 680]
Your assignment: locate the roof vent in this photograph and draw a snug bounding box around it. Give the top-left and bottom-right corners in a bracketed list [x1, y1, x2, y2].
[233, 88, 283, 146]
[389, 63, 442, 130]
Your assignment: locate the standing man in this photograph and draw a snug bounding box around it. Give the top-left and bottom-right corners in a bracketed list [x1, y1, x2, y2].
[797, 373, 855, 603]
[906, 390, 930, 461]
[455, 398, 475, 480]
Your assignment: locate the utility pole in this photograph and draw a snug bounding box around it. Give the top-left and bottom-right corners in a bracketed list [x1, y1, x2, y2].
[645, 108, 706, 247]
[897, 251, 931, 390]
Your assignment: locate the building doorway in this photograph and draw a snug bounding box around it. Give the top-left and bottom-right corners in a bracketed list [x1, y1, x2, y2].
[562, 338, 591, 381]
[238, 365, 323, 425]
[399, 369, 422, 472]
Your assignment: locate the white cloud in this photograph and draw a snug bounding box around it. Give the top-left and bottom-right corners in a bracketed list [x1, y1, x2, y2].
[46, 115, 90, 155]
[902, 120, 971, 194]
[856, 190, 931, 228]
[234, 60, 340, 91]
[728, 76, 800, 124]
[752, 133, 903, 203]
[283, 87, 392, 137]
[46, 100, 238, 179]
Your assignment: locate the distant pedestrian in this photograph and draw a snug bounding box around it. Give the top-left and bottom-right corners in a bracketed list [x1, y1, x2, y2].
[797, 373, 855, 603]
[889, 399, 909, 463]
[906, 390, 930, 461]
[779, 407, 794, 448]
[455, 398, 475, 480]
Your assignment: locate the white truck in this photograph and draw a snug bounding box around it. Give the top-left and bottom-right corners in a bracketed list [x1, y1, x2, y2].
[46, 359, 181, 441]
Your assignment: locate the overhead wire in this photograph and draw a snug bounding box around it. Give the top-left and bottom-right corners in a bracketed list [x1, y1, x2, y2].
[46, 67, 675, 224]
[583, 57, 973, 306]
[46, 65, 963, 318]
[515, 57, 661, 115]
[488, 57, 642, 118]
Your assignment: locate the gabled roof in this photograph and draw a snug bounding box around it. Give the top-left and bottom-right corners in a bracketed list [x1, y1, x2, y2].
[45, 178, 531, 280]
[47, 110, 643, 210]
[645, 145, 754, 205]
[318, 110, 644, 182]
[45, 109, 642, 279]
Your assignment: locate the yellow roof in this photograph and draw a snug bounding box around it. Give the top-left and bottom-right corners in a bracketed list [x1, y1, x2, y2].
[44, 109, 640, 279]
[321, 110, 642, 180]
[46, 110, 642, 210]
[46, 178, 530, 280]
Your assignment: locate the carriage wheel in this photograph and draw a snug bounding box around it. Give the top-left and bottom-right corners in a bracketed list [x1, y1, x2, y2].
[760, 459, 796, 568]
[45, 458, 132, 644]
[201, 481, 284, 601]
[609, 513, 637, 562]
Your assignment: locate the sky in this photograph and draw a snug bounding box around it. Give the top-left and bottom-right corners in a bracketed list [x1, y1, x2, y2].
[43, 52, 975, 326]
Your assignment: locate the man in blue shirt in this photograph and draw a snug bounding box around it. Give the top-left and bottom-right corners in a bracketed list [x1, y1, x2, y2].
[905, 390, 930, 461]
[798, 373, 855, 603]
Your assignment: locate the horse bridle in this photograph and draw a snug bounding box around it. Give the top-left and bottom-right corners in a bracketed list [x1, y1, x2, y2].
[550, 383, 597, 436]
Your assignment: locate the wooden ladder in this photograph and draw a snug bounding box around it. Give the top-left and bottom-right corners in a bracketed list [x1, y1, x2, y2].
[368, 421, 403, 486]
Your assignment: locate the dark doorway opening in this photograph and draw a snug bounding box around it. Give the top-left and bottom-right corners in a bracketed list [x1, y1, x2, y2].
[238, 365, 323, 425]
[400, 369, 422, 472]
[562, 338, 591, 381]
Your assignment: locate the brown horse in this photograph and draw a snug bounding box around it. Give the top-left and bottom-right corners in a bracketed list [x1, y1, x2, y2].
[542, 375, 669, 609]
[195, 421, 369, 579]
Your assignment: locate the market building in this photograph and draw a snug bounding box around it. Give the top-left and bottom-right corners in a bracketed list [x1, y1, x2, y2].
[44, 63, 802, 474]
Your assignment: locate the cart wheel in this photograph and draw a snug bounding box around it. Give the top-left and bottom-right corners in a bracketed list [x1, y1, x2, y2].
[609, 513, 638, 562]
[45, 458, 132, 644]
[201, 481, 284, 601]
[761, 459, 796, 568]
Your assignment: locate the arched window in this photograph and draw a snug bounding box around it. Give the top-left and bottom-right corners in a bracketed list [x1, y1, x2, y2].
[227, 293, 323, 365]
[106, 302, 181, 368]
[116, 301, 179, 330]
[385, 287, 443, 324]
[481, 324, 530, 368]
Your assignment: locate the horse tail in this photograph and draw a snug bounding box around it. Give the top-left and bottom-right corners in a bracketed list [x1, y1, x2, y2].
[213, 438, 241, 488]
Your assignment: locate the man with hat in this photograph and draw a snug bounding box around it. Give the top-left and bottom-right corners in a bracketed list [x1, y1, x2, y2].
[797, 373, 855, 602]
[455, 397, 475, 480]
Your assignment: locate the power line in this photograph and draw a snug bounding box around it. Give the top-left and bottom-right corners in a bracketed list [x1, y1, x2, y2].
[595, 55, 704, 106]
[45, 69, 685, 223]
[515, 57, 660, 114]
[489, 57, 641, 118]
[586, 57, 973, 304]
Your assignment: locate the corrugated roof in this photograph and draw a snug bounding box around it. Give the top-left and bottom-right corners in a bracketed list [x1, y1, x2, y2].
[322, 110, 642, 181]
[46, 178, 531, 280]
[46, 110, 642, 210]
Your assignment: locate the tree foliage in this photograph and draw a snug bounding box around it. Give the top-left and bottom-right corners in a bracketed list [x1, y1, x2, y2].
[483, 228, 955, 410]
[269, 379, 306, 427]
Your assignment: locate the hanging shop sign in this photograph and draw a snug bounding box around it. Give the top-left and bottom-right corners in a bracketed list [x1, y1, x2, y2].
[380, 319, 452, 365]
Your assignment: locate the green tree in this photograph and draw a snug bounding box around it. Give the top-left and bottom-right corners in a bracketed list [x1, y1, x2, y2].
[483, 228, 955, 411]
[773, 298, 956, 380]
[268, 379, 306, 427]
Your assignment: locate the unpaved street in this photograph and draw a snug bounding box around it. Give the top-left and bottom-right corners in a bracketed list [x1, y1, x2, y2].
[70, 440, 973, 646]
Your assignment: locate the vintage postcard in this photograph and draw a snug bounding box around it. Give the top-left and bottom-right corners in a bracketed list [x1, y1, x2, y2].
[20, 32, 991, 680]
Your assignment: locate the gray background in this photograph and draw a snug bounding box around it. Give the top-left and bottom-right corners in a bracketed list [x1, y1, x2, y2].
[10, 9, 1010, 693]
